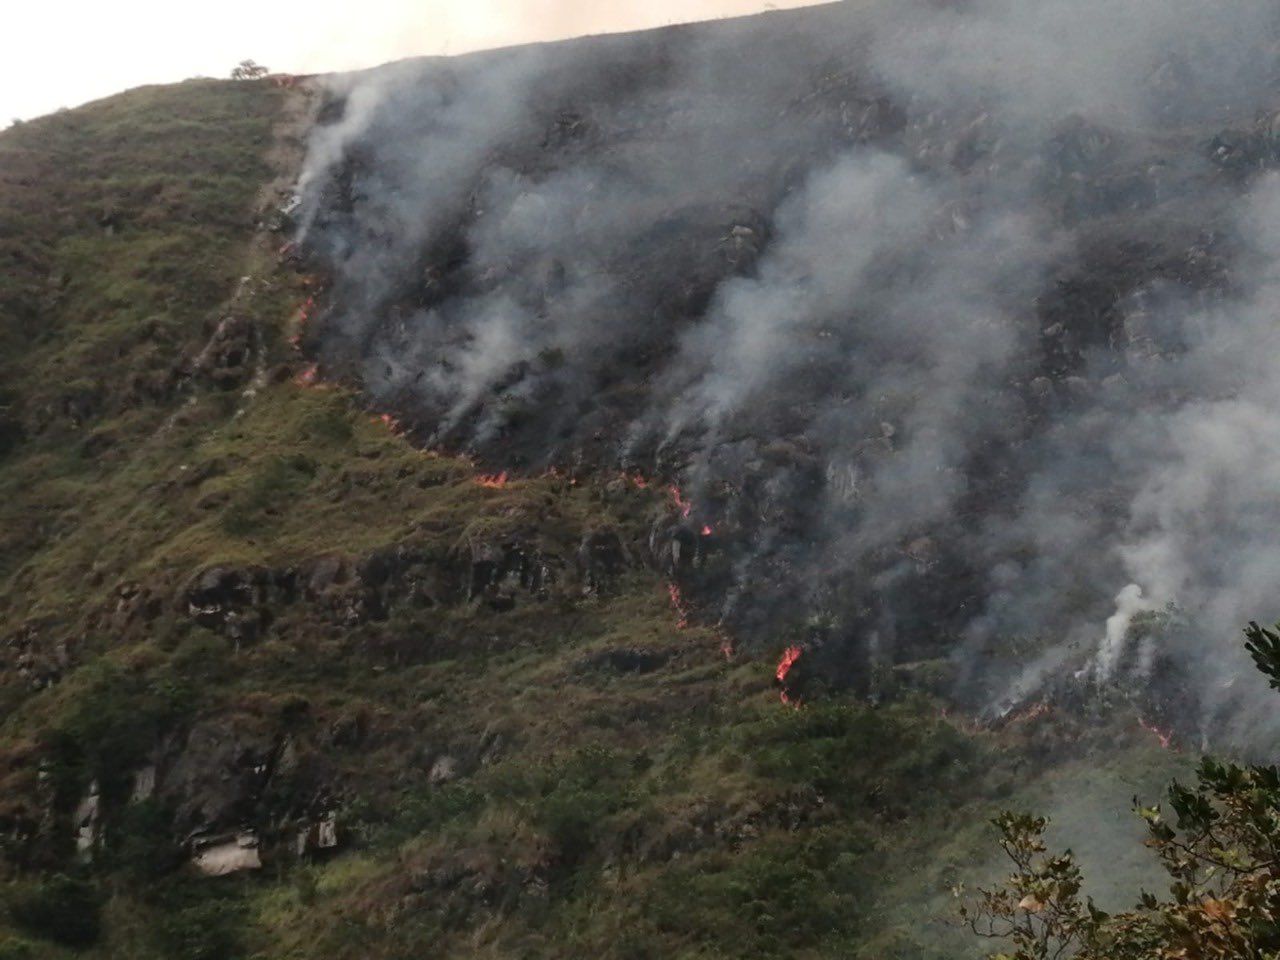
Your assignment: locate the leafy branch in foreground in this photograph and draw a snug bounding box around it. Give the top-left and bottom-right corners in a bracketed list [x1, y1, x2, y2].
[967, 622, 1280, 960]
[959, 812, 1112, 960]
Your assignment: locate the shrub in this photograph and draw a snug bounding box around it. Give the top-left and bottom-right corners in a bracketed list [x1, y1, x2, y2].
[229, 61, 269, 81]
[159, 898, 246, 960]
[220, 454, 317, 535]
[7, 875, 101, 948]
[0, 938, 34, 960]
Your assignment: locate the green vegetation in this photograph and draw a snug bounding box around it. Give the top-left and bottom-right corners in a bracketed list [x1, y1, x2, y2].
[967, 621, 1280, 960]
[0, 77, 1186, 960]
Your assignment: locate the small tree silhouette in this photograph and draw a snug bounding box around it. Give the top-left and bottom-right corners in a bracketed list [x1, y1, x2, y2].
[230, 60, 269, 81]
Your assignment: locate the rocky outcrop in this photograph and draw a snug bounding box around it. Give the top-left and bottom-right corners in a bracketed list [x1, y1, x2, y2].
[109, 580, 164, 625]
[650, 523, 701, 577]
[192, 312, 259, 390]
[178, 532, 597, 647]
[466, 539, 555, 611]
[73, 781, 100, 861]
[2, 623, 70, 691]
[294, 812, 339, 858]
[576, 529, 629, 594]
[40, 708, 340, 876]
[192, 830, 262, 876]
[159, 715, 286, 839]
[181, 565, 295, 645]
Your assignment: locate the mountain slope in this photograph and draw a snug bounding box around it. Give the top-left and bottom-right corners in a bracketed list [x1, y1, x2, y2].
[0, 41, 1186, 960]
[292, 0, 1280, 748]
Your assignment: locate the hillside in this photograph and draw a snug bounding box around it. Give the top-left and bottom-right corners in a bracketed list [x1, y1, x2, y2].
[0, 10, 1240, 960]
[293, 0, 1280, 749]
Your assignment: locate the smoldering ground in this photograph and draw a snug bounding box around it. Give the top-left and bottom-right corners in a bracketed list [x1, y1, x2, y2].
[293, 0, 1280, 749]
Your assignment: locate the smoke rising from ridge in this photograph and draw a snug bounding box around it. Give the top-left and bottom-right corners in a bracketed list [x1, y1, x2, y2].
[295, 0, 1280, 748]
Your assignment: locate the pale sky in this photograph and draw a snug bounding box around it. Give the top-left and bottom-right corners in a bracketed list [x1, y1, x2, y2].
[2, 0, 829, 123]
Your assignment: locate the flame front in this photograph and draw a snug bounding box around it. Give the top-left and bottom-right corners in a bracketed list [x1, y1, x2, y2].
[776, 646, 803, 706]
[1007, 701, 1051, 726]
[1139, 716, 1175, 750]
[776, 646, 803, 682]
[290, 295, 317, 347]
[667, 484, 693, 519]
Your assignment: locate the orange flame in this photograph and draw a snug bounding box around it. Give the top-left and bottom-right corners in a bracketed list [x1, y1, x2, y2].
[476, 472, 509, 489]
[290, 296, 317, 348]
[776, 646, 803, 706]
[668, 484, 693, 519]
[701, 524, 714, 536]
[1139, 717, 1175, 750]
[666, 582, 737, 659]
[618, 472, 701, 522]
[372, 412, 405, 436]
[295, 364, 319, 387]
[776, 646, 803, 682]
[1007, 701, 1051, 726]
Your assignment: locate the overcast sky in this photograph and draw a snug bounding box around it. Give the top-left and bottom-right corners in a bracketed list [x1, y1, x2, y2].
[1, 1, 829, 123]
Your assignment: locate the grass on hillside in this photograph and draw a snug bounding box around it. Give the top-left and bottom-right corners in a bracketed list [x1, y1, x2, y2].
[0, 77, 1187, 960]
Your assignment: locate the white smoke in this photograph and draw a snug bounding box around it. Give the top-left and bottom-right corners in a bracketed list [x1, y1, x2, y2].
[1096, 584, 1157, 683]
[869, 0, 1279, 130]
[293, 0, 1280, 745]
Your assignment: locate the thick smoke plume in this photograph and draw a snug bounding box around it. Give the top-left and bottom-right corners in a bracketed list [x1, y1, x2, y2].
[294, 0, 1280, 748]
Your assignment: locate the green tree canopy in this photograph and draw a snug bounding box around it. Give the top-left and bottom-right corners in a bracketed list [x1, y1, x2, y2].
[230, 60, 269, 81]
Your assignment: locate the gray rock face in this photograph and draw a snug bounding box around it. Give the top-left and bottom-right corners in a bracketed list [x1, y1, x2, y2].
[159, 717, 283, 838]
[73, 781, 100, 861]
[576, 530, 629, 594]
[130, 765, 157, 804]
[192, 831, 262, 876]
[192, 313, 258, 390]
[466, 540, 554, 610]
[182, 565, 290, 645]
[428, 755, 459, 786]
[127, 714, 338, 875]
[179, 536, 581, 651]
[295, 812, 340, 858]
